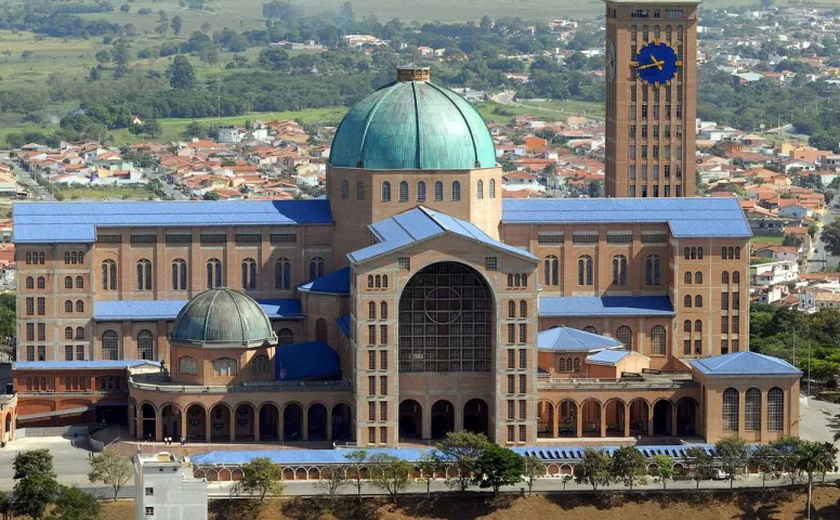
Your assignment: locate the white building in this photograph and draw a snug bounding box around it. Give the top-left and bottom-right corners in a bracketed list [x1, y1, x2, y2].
[217, 126, 243, 144]
[135, 452, 207, 520]
[750, 260, 800, 287]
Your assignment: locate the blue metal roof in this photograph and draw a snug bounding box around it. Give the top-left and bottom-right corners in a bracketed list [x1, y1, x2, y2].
[14, 360, 160, 370]
[537, 326, 623, 352]
[336, 315, 351, 338]
[191, 444, 721, 466]
[690, 351, 802, 376]
[587, 349, 631, 365]
[539, 296, 674, 317]
[349, 207, 538, 263]
[297, 267, 351, 295]
[94, 299, 303, 321]
[329, 79, 497, 170]
[275, 341, 340, 381]
[502, 198, 752, 238]
[13, 200, 332, 244]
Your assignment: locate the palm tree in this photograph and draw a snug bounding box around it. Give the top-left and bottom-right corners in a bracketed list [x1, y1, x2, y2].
[796, 441, 835, 520]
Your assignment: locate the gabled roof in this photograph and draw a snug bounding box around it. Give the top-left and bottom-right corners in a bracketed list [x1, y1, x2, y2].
[586, 349, 631, 365]
[537, 326, 623, 352]
[539, 296, 674, 317]
[275, 341, 340, 381]
[93, 299, 303, 321]
[689, 351, 801, 376]
[502, 198, 751, 238]
[297, 267, 351, 295]
[349, 207, 538, 263]
[13, 200, 332, 244]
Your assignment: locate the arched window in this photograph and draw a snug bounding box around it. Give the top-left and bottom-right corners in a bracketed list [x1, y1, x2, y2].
[767, 387, 784, 431]
[63, 276, 72, 289]
[451, 180, 461, 201]
[76, 276, 84, 289]
[70, 251, 77, 264]
[477, 180, 484, 199]
[102, 331, 119, 361]
[683, 320, 691, 333]
[684, 272, 691, 284]
[399, 181, 409, 202]
[25, 252, 31, 264]
[490, 179, 496, 198]
[722, 388, 739, 432]
[76, 300, 84, 313]
[508, 301, 516, 318]
[573, 358, 580, 372]
[38, 252, 44, 264]
[646, 255, 661, 285]
[102, 260, 117, 290]
[275, 258, 291, 289]
[315, 318, 328, 343]
[732, 271, 741, 285]
[683, 247, 690, 260]
[543, 255, 559, 286]
[253, 355, 269, 375]
[734, 247, 741, 260]
[650, 326, 666, 356]
[213, 358, 238, 376]
[241, 258, 257, 290]
[381, 302, 388, 319]
[367, 275, 374, 289]
[616, 326, 633, 349]
[382, 275, 389, 288]
[698, 247, 704, 260]
[206, 258, 222, 288]
[37, 276, 45, 289]
[278, 328, 294, 345]
[522, 274, 528, 287]
[65, 327, 73, 340]
[695, 295, 703, 308]
[171, 259, 187, 290]
[179, 356, 197, 375]
[64, 251, 70, 264]
[417, 181, 426, 202]
[694, 320, 702, 333]
[745, 388, 761, 431]
[578, 255, 593, 286]
[694, 271, 702, 284]
[520, 300, 527, 318]
[722, 271, 729, 284]
[340, 179, 349, 200]
[583, 326, 598, 334]
[26, 277, 34, 289]
[684, 295, 692, 308]
[721, 247, 728, 260]
[434, 181, 444, 201]
[309, 257, 325, 280]
[136, 259, 152, 290]
[381, 181, 391, 202]
[137, 330, 154, 360]
[356, 180, 365, 200]
[612, 255, 627, 286]
[369, 301, 377, 319]
[558, 358, 566, 372]
[75, 327, 84, 340]
[65, 300, 73, 313]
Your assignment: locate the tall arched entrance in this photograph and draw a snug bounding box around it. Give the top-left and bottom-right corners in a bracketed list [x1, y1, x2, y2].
[234, 403, 255, 441]
[185, 404, 206, 441]
[283, 403, 303, 441]
[653, 400, 673, 436]
[209, 404, 231, 442]
[676, 398, 698, 436]
[331, 403, 352, 441]
[629, 399, 649, 436]
[431, 400, 454, 438]
[259, 404, 280, 441]
[537, 401, 554, 438]
[463, 399, 489, 436]
[399, 400, 422, 439]
[160, 404, 181, 440]
[140, 403, 156, 441]
[307, 404, 328, 440]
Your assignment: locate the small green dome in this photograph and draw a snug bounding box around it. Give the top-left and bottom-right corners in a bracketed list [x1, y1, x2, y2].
[329, 69, 497, 170]
[171, 288, 276, 347]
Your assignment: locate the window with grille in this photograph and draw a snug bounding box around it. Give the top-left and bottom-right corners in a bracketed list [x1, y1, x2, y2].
[519, 400, 526, 420]
[646, 255, 661, 285]
[368, 402, 376, 421]
[507, 350, 515, 369]
[102, 331, 119, 361]
[235, 233, 261, 245]
[380, 402, 388, 421]
[241, 258, 257, 289]
[368, 376, 375, 396]
[380, 350, 388, 370]
[507, 400, 515, 420]
[543, 255, 558, 285]
[616, 326, 632, 349]
[97, 234, 122, 243]
[417, 181, 426, 202]
[380, 376, 387, 395]
[434, 181, 443, 201]
[381, 181, 391, 201]
[399, 257, 411, 270]
[275, 259, 291, 289]
[213, 358, 238, 376]
[650, 326, 666, 356]
[538, 233, 564, 245]
[172, 259, 187, 290]
[606, 233, 632, 244]
[26, 323, 34, 341]
[721, 316, 729, 334]
[519, 374, 526, 393]
[26, 298, 34, 316]
[573, 233, 598, 245]
[519, 349, 526, 369]
[721, 292, 729, 310]
[179, 356, 197, 375]
[278, 328, 294, 345]
[721, 339, 729, 355]
[102, 260, 117, 291]
[356, 180, 365, 200]
[507, 375, 515, 394]
[37, 298, 45, 315]
[451, 181, 461, 201]
[380, 324, 388, 344]
[767, 388, 784, 431]
[485, 257, 498, 271]
[368, 427, 375, 444]
[612, 255, 627, 286]
[309, 257, 325, 280]
[137, 330, 154, 360]
[200, 233, 227, 245]
[745, 388, 761, 431]
[518, 323, 526, 344]
[722, 388, 739, 432]
[130, 234, 156, 244]
[578, 256, 593, 285]
[507, 324, 515, 343]
[136, 259, 152, 290]
[732, 339, 740, 352]
[341, 179, 349, 200]
[166, 234, 192, 244]
[270, 233, 296, 244]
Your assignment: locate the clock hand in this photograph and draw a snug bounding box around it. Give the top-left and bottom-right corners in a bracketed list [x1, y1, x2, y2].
[638, 60, 664, 70]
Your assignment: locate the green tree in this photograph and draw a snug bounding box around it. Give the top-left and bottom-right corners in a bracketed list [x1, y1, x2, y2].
[715, 436, 748, 489]
[573, 448, 612, 491]
[343, 449, 368, 501]
[88, 450, 133, 500]
[50, 486, 101, 520]
[171, 15, 183, 37]
[156, 10, 169, 37]
[609, 446, 647, 490]
[111, 39, 130, 66]
[166, 55, 196, 89]
[436, 431, 490, 492]
[13, 450, 58, 520]
[236, 457, 283, 502]
[94, 50, 111, 67]
[316, 466, 347, 507]
[749, 444, 780, 488]
[771, 435, 804, 484]
[683, 447, 714, 489]
[523, 456, 546, 496]
[472, 444, 524, 495]
[416, 451, 441, 499]
[369, 454, 411, 504]
[650, 455, 674, 490]
[0, 491, 12, 520]
[796, 441, 836, 520]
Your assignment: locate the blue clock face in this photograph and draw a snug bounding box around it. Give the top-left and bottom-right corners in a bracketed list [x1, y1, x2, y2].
[632, 41, 681, 87]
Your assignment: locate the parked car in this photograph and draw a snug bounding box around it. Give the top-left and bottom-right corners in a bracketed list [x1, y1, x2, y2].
[711, 468, 728, 480]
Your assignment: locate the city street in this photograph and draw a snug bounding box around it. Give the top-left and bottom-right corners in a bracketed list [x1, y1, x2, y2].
[808, 205, 839, 273]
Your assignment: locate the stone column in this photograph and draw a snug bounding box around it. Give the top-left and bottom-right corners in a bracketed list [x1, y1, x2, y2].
[254, 410, 261, 443]
[302, 408, 309, 441]
[759, 391, 768, 443]
[552, 404, 559, 438]
[623, 404, 631, 437]
[647, 414, 654, 437]
[422, 399, 432, 439]
[278, 410, 283, 441]
[154, 409, 163, 442]
[205, 415, 212, 443]
[177, 408, 184, 441]
[229, 418, 236, 443]
[671, 404, 678, 437]
[575, 407, 582, 438]
[599, 404, 606, 437]
[128, 401, 135, 438]
[326, 408, 333, 441]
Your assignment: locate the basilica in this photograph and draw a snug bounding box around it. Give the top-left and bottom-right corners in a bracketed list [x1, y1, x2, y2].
[9, 65, 800, 448]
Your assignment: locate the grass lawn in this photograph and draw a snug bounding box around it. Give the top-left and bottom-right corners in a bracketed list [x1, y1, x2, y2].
[517, 99, 605, 120]
[751, 235, 786, 245]
[54, 185, 154, 200]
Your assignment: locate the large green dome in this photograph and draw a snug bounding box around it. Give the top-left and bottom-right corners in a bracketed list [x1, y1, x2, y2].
[170, 288, 276, 347]
[329, 68, 497, 170]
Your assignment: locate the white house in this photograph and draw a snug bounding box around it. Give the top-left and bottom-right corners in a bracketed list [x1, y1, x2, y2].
[750, 260, 799, 287]
[135, 452, 207, 520]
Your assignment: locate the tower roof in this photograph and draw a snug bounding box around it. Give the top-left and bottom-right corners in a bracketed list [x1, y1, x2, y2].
[329, 67, 497, 171]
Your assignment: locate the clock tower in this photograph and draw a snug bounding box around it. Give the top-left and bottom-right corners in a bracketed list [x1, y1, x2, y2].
[604, 1, 699, 198]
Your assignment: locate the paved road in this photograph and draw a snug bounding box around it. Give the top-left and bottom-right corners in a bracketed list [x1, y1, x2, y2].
[5, 156, 55, 201]
[809, 206, 840, 273]
[146, 170, 188, 200]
